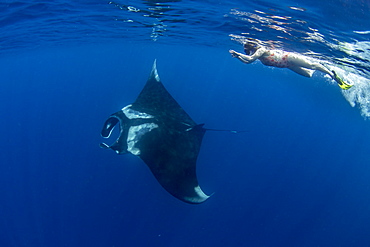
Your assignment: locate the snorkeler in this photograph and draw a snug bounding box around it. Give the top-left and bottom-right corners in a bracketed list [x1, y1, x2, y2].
[229, 40, 353, 90]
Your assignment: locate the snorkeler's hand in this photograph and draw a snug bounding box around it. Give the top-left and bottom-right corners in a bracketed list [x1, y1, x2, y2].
[229, 50, 239, 57]
[230, 48, 261, 64]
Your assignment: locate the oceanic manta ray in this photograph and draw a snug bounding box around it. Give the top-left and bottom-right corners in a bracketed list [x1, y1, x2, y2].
[100, 60, 210, 204]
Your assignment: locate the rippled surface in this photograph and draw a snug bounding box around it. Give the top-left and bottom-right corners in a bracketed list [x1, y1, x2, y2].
[1, 0, 370, 114]
[1, 1, 369, 65]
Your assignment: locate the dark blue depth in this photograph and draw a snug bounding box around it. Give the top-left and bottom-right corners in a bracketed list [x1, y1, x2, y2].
[1, 0, 370, 246]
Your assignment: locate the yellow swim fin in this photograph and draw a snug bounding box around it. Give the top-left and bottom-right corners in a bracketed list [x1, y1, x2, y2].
[332, 70, 353, 90]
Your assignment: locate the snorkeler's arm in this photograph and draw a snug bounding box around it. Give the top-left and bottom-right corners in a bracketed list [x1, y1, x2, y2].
[229, 48, 266, 64]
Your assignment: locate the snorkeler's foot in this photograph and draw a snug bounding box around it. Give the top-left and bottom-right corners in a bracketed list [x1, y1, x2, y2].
[332, 70, 353, 90]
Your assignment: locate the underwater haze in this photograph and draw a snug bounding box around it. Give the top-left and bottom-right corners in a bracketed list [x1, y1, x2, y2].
[1, 0, 370, 246]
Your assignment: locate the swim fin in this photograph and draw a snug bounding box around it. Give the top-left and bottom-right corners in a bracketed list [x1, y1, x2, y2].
[332, 70, 353, 90]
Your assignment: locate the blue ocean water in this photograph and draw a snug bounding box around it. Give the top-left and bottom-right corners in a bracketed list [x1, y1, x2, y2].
[1, 0, 370, 246]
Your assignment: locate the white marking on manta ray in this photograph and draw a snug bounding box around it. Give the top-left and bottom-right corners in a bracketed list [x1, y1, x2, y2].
[122, 105, 154, 119]
[152, 59, 160, 82]
[182, 122, 191, 126]
[127, 123, 158, 155]
[184, 186, 210, 203]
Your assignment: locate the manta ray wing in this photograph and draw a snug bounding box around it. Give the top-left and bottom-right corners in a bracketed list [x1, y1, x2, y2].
[101, 60, 210, 204]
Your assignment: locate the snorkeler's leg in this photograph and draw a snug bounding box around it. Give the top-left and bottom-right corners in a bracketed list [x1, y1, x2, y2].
[288, 66, 314, 78]
[289, 54, 353, 89]
[288, 54, 334, 76]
